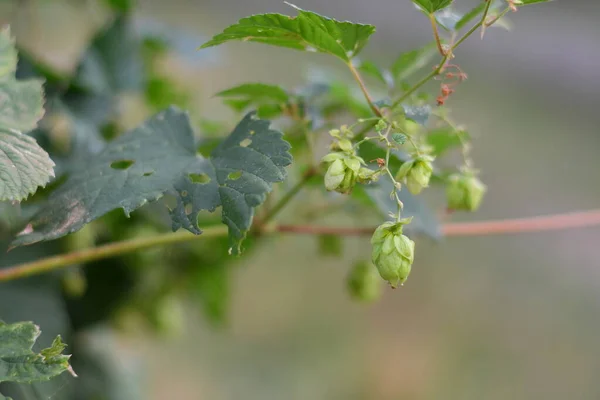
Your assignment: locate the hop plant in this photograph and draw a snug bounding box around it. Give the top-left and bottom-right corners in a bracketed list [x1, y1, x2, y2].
[446, 172, 487, 211]
[347, 261, 382, 302]
[371, 219, 415, 288]
[322, 127, 380, 194]
[396, 155, 435, 194]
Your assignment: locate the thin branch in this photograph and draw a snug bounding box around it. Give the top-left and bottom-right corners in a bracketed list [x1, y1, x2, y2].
[347, 61, 383, 117]
[429, 13, 445, 55]
[0, 225, 229, 282]
[2, 209, 598, 282]
[278, 209, 600, 237]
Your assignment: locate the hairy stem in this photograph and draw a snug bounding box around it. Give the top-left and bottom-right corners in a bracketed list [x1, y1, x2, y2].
[429, 13, 445, 55]
[2, 209, 598, 282]
[347, 61, 383, 117]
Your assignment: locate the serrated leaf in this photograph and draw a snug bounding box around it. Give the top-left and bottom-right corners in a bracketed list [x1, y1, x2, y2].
[12, 108, 292, 253]
[0, 321, 73, 384]
[216, 83, 289, 104]
[74, 15, 143, 94]
[199, 3, 375, 62]
[170, 112, 292, 253]
[0, 79, 45, 133]
[426, 127, 470, 156]
[390, 43, 437, 82]
[413, 0, 454, 14]
[0, 129, 55, 201]
[0, 28, 53, 202]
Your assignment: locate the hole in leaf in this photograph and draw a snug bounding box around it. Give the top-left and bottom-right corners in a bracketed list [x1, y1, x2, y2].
[188, 173, 211, 184]
[143, 171, 154, 177]
[110, 160, 135, 170]
[185, 203, 193, 215]
[239, 138, 252, 148]
[249, 130, 255, 135]
[227, 170, 242, 181]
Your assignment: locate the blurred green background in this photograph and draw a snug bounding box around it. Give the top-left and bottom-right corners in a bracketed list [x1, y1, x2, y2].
[1, 0, 600, 399]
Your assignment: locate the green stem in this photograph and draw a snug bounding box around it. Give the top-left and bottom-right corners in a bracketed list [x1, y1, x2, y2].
[392, 7, 511, 110]
[479, 0, 493, 39]
[429, 13, 445, 56]
[347, 61, 383, 117]
[391, 56, 448, 109]
[259, 168, 316, 225]
[0, 225, 229, 282]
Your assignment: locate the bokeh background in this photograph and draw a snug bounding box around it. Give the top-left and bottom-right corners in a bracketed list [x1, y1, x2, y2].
[1, 0, 600, 399]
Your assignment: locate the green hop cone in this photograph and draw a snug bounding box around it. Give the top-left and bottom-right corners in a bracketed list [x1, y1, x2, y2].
[446, 173, 486, 211]
[371, 220, 415, 288]
[322, 152, 366, 194]
[396, 155, 434, 194]
[347, 261, 382, 303]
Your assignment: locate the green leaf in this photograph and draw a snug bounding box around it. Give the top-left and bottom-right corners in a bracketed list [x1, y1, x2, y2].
[412, 0, 454, 14]
[455, 3, 486, 31]
[216, 83, 289, 104]
[426, 127, 470, 156]
[0, 321, 73, 384]
[390, 43, 437, 82]
[0, 28, 53, 202]
[0, 129, 55, 201]
[356, 60, 388, 86]
[199, 3, 376, 62]
[74, 15, 143, 94]
[102, 0, 135, 13]
[216, 83, 289, 118]
[12, 108, 292, 253]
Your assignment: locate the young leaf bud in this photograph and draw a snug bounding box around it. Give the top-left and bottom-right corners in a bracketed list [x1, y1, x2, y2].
[370, 220, 415, 288]
[396, 155, 434, 194]
[446, 173, 486, 211]
[347, 261, 382, 303]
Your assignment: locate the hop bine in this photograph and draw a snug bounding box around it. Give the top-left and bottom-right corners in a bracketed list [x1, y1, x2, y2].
[371, 219, 415, 288]
[446, 172, 486, 211]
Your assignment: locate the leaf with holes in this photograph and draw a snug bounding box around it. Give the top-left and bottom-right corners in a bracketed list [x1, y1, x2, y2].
[0, 27, 54, 201]
[0, 320, 74, 384]
[12, 107, 292, 254]
[199, 3, 375, 62]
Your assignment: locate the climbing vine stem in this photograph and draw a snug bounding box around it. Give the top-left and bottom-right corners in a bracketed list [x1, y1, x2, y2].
[2, 209, 599, 282]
